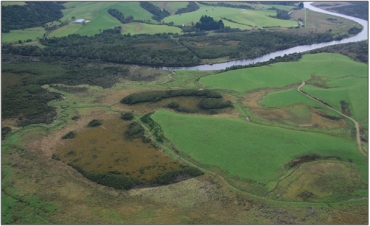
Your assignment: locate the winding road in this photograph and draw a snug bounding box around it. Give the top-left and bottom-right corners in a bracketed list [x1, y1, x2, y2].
[297, 81, 367, 156]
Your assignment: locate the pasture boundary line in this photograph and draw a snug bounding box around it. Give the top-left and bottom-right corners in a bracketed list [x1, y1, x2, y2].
[264, 165, 301, 197]
[297, 81, 367, 157]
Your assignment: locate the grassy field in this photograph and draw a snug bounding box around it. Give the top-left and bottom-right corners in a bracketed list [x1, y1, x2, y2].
[48, 2, 157, 37]
[1, 1, 25, 6]
[121, 22, 182, 35]
[163, 4, 297, 28]
[151, 2, 189, 15]
[301, 77, 368, 128]
[200, 53, 367, 92]
[151, 110, 367, 193]
[259, 88, 321, 108]
[2, 27, 45, 43]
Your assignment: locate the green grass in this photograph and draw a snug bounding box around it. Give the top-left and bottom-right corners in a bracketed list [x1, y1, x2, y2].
[2, 27, 45, 43]
[49, 23, 83, 37]
[259, 88, 321, 108]
[1, 1, 26, 6]
[151, 2, 189, 15]
[302, 77, 368, 127]
[200, 53, 368, 92]
[163, 4, 297, 28]
[152, 109, 367, 190]
[52, 2, 158, 37]
[121, 22, 181, 35]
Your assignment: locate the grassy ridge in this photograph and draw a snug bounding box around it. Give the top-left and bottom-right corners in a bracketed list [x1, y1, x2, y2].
[152, 110, 367, 189]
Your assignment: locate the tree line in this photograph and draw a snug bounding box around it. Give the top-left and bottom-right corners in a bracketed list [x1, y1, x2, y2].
[140, 1, 170, 21]
[107, 8, 134, 24]
[195, 15, 224, 31]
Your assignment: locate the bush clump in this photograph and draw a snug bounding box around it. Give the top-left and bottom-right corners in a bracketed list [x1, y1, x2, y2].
[87, 119, 102, 127]
[125, 122, 144, 138]
[61, 131, 76, 139]
[121, 89, 222, 105]
[198, 98, 233, 110]
[2, 127, 11, 140]
[152, 167, 204, 185]
[121, 112, 134, 120]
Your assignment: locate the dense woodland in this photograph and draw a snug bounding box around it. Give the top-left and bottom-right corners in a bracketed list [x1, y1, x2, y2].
[107, 9, 133, 24]
[195, 15, 225, 31]
[1, 2, 64, 32]
[2, 27, 357, 67]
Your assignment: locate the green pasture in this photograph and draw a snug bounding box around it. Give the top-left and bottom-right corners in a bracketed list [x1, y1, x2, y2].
[163, 4, 297, 28]
[302, 77, 368, 127]
[151, 2, 189, 15]
[52, 2, 157, 37]
[200, 53, 368, 93]
[152, 110, 367, 190]
[49, 24, 82, 38]
[1, 1, 25, 6]
[2, 27, 45, 43]
[259, 88, 321, 108]
[121, 22, 181, 35]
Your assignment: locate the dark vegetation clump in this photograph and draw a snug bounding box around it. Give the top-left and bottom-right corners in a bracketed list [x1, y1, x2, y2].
[87, 119, 102, 128]
[167, 102, 180, 109]
[340, 100, 351, 116]
[125, 122, 144, 139]
[286, 154, 342, 169]
[121, 89, 222, 105]
[151, 167, 204, 185]
[198, 1, 253, 10]
[139, 2, 170, 21]
[2, 127, 12, 140]
[61, 131, 76, 139]
[198, 98, 233, 110]
[2, 2, 65, 31]
[175, 2, 199, 14]
[71, 116, 80, 121]
[120, 112, 134, 121]
[69, 164, 203, 190]
[298, 191, 317, 201]
[195, 15, 224, 31]
[140, 113, 165, 143]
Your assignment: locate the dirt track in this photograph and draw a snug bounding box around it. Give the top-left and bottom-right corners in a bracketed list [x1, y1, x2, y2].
[298, 81, 367, 156]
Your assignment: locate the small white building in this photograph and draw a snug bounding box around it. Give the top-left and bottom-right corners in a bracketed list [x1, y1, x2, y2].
[74, 19, 85, 24]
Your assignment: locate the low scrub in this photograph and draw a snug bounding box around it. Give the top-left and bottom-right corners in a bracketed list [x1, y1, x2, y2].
[121, 89, 222, 105]
[87, 119, 102, 127]
[61, 131, 76, 139]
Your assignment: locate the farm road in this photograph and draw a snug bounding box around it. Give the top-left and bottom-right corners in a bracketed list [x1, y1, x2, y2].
[298, 81, 367, 156]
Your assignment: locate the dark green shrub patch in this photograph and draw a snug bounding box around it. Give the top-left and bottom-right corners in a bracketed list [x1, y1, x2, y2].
[121, 89, 222, 105]
[125, 122, 144, 139]
[151, 167, 204, 185]
[120, 112, 134, 121]
[198, 98, 233, 110]
[2, 127, 11, 140]
[61, 131, 76, 139]
[87, 119, 102, 127]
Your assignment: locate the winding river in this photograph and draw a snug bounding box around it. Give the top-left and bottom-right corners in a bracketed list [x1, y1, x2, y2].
[162, 2, 368, 71]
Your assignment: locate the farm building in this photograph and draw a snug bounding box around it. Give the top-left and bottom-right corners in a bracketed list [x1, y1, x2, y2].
[73, 19, 85, 24]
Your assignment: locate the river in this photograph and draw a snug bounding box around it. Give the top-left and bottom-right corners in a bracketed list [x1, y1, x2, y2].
[162, 2, 368, 71]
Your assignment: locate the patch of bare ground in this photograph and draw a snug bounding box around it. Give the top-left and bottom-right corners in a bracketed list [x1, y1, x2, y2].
[241, 87, 347, 129]
[1, 118, 18, 129]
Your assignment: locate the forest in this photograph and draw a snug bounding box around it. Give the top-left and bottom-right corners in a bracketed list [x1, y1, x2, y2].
[139, 1, 170, 21]
[2, 27, 358, 67]
[1, 2, 64, 32]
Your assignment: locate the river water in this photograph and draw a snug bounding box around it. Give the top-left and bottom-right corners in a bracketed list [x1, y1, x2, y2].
[162, 2, 368, 71]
